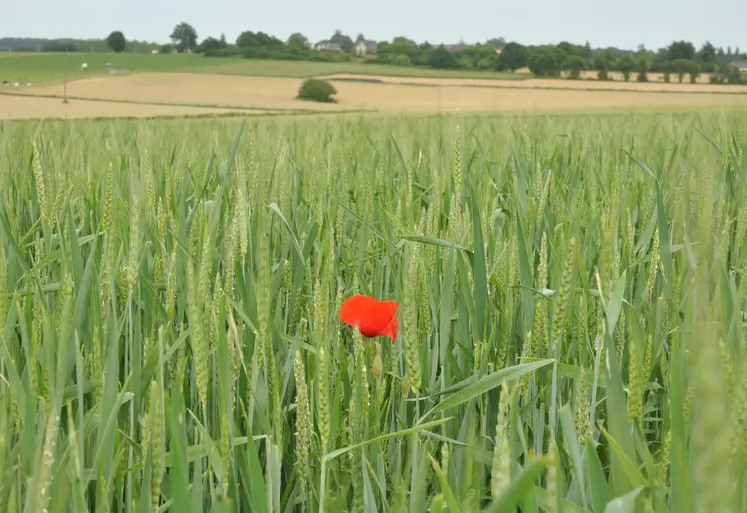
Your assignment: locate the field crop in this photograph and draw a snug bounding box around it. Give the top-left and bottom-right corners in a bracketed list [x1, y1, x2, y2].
[0, 110, 745, 513]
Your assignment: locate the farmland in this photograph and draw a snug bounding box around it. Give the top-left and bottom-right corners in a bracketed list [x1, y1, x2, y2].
[0, 49, 746, 513]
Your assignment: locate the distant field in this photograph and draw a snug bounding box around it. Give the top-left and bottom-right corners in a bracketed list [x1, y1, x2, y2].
[12, 72, 747, 120]
[322, 73, 747, 94]
[0, 52, 531, 85]
[0, 92, 247, 120]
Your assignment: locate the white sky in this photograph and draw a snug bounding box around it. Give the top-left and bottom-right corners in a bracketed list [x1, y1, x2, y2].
[1, 0, 744, 51]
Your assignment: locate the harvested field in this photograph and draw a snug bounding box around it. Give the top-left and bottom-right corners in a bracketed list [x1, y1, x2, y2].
[0, 93, 246, 120]
[20, 72, 747, 115]
[21, 73, 348, 112]
[321, 73, 747, 94]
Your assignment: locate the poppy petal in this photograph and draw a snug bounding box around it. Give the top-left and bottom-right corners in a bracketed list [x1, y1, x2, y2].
[382, 315, 399, 342]
[340, 294, 398, 340]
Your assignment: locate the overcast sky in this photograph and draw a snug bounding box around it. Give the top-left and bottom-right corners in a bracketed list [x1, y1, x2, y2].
[2, 0, 744, 51]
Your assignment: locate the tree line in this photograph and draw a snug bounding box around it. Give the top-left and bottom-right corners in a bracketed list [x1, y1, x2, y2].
[163, 23, 746, 83]
[4, 24, 745, 84]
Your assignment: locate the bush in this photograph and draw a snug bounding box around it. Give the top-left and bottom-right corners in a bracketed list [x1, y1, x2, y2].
[297, 79, 338, 103]
[597, 69, 609, 81]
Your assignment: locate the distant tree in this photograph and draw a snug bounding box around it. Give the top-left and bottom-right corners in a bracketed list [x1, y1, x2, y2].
[106, 31, 126, 53]
[498, 42, 528, 71]
[528, 46, 565, 77]
[580, 41, 593, 59]
[428, 45, 456, 69]
[392, 36, 417, 46]
[699, 41, 717, 64]
[459, 44, 498, 68]
[564, 54, 586, 79]
[297, 79, 337, 102]
[713, 62, 744, 84]
[556, 41, 576, 55]
[392, 54, 411, 66]
[170, 22, 198, 52]
[158, 44, 174, 54]
[686, 61, 701, 83]
[330, 29, 354, 52]
[670, 59, 700, 83]
[41, 41, 78, 52]
[197, 35, 227, 54]
[667, 40, 695, 61]
[485, 37, 506, 50]
[617, 56, 635, 81]
[236, 31, 282, 50]
[661, 61, 672, 82]
[636, 52, 652, 82]
[671, 59, 688, 82]
[594, 49, 615, 71]
[287, 32, 310, 52]
[597, 69, 609, 80]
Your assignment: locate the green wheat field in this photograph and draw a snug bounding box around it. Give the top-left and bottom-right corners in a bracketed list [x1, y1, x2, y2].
[0, 110, 745, 512]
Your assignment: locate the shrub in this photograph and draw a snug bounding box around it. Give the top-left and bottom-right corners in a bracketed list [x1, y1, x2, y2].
[297, 79, 338, 103]
[597, 69, 609, 81]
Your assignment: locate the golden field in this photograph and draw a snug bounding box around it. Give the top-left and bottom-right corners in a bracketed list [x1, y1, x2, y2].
[3, 70, 747, 119]
[321, 73, 747, 93]
[0, 92, 248, 120]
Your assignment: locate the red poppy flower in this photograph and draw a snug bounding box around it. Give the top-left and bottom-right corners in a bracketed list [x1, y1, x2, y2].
[340, 294, 399, 342]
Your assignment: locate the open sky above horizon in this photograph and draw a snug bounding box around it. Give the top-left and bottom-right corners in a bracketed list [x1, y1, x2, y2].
[2, 0, 744, 52]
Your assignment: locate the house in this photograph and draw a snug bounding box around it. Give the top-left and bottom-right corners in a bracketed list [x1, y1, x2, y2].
[355, 37, 378, 55]
[731, 61, 747, 71]
[313, 40, 342, 52]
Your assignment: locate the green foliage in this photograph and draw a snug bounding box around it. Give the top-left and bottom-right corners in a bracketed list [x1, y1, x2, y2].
[710, 62, 743, 84]
[597, 68, 609, 80]
[528, 46, 565, 76]
[428, 45, 457, 69]
[497, 42, 528, 71]
[197, 34, 228, 55]
[617, 56, 635, 81]
[329, 29, 354, 52]
[105, 31, 126, 53]
[297, 78, 338, 102]
[286, 32, 310, 52]
[667, 40, 696, 61]
[636, 54, 651, 82]
[170, 22, 198, 52]
[699, 41, 717, 63]
[40, 40, 78, 52]
[671, 58, 700, 83]
[563, 54, 586, 79]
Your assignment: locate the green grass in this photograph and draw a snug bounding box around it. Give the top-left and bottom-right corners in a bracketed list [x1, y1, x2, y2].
[0, 52, 531, 84]
[0, 109, 745, 513]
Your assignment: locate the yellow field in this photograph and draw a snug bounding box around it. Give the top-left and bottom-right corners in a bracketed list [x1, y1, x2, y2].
[4, 70, 747, 120]
[321, 73, 747, 94]
[0, 93, 248, 120]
